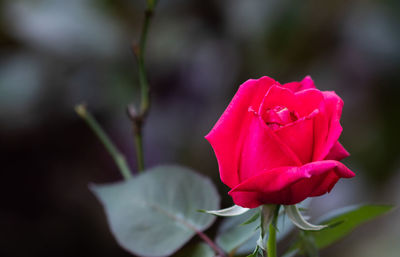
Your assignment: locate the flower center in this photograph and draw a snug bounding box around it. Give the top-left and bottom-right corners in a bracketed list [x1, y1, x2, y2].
[263, 106, 298, 129]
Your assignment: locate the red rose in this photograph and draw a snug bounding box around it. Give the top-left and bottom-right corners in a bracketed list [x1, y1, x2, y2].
[206, 76, 355, 208]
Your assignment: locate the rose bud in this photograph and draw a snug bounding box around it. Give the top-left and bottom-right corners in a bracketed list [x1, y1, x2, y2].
[206, 76, 355, 208]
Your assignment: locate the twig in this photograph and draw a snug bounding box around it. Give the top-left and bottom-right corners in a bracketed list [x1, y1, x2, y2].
[75, 104, 132, 180]
[128, 1, 157, 172]
[127, 104, 145, 172]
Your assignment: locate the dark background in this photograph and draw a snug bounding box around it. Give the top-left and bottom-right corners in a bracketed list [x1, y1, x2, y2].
[1, 0, 400, 256]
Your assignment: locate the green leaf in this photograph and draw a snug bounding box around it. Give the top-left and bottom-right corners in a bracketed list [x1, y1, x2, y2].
[175, 243, 214, 257]
[283, 204, 394, 257]
[299, 231, 319, 257]
[281, 249, 299, 257]
[90, 165, 220, 257]
[216, 208, 260, 254]
[201, 204, 249, 217]
[216, 207, 295, 255]
[285, 205, 327, 231]
[312, 204, 394, 249]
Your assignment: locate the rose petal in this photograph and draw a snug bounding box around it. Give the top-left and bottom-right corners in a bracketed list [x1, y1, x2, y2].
[301, 75, 316, 89]
[228, 160, 355, 208]
[205, 76, 278, 188]
[325, 142, 350, 161]
[283, 75, 316, 92]
[274, 110, 318, 164]
[259, 85, 296, 114]
[293, 88, 324, 117]
[309, 171, 340, 197]
[313, 91, 344, 161]
[260, 86, 323, 120]
[260, 87, 324, 164]
[238, 114, 302, 182]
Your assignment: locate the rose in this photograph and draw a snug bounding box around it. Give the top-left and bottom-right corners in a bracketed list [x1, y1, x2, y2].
[205, 76, 355, 208]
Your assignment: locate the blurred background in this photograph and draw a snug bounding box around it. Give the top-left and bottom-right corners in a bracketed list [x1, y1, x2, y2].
[1, 0, 400, 256]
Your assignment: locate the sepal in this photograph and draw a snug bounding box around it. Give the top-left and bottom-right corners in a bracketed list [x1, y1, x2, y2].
[247, 245, 262, 257]
[284, 205, 327, 231]
[200, 205, 250, 217]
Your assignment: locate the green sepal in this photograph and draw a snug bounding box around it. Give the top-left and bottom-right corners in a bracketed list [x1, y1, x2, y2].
[242, 211, 261, 226]
[285, 205, 327, 231]
[200, 205, 250, 217]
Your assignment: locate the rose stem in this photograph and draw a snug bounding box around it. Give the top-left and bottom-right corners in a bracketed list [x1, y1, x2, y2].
[75, 104, 132, 180]
[127, 0, 157, 172]
[267, 205, 281, 257]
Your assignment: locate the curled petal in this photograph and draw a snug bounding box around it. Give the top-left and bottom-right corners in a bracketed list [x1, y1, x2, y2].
[293, 88, 324, 117]
[260, 87, 324, 164]
[283, 75, 316, 93]
[274, 111, 317, 164]
[259, 85, 296, 114]
[325, 142, 350, 161]
[229, 160, 355, 208]
[260, 86, 323, 121]
[205, 77, 278, 188]
[313, 91, 344, 161]
[300, 76, 316, 89]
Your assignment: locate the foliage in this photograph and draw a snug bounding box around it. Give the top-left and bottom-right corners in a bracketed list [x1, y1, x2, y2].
[91, 165, 219, 257]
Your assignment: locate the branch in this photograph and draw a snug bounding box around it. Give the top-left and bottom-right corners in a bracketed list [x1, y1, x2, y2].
[128, 1, 157, 172]
[75, 104, 132, 180]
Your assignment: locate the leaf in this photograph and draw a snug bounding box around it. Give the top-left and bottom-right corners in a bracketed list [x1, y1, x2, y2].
[312, 204, 394, 249]
[298, 231, 319, 257]
[281, 249, 299, 257]
[90, 165, 220, 257]
[201, 205, 249, 216]
[282, 204, 394, 257]
[216, 208, 260, 254]
[175, 243, 214, 257]
[285, 205, 327, 231]
[216, 207, 295, 255]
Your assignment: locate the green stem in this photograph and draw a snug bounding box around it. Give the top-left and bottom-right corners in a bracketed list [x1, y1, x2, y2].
[129, 1, 157, 172]
[137, 8, 152, 113]
[134, 124, 145, 172]
[267, 205, 280, 257]
[75, 104, 132, 180]
[146, 0, 156, 11]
